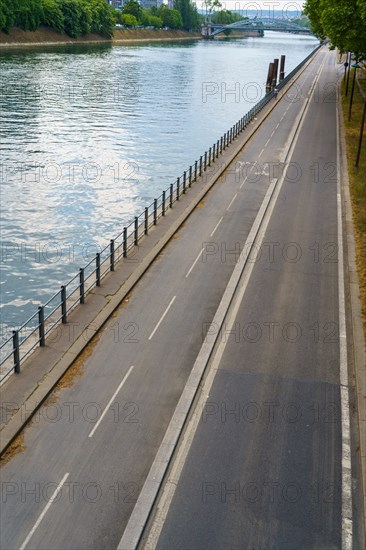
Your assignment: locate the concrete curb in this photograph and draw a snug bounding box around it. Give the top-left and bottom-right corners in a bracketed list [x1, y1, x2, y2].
[338, 80, 366, 539]
[0, 45, 322, 457]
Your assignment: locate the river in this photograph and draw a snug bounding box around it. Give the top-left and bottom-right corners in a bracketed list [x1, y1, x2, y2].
[0, 32, 319, 340]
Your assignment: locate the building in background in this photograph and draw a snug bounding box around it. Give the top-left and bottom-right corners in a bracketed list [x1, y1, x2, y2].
[108, 0, 165, 9]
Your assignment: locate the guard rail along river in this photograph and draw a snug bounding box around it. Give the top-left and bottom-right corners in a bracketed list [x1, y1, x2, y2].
[0, 43, 322, 384]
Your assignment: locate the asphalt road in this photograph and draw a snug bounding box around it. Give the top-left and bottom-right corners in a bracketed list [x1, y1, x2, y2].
[0, 46, 362, 549]
[142, 49, 364, 549]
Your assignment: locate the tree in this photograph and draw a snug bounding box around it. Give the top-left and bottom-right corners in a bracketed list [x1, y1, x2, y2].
[0, 0, 15, 32]
[174, 0, 200, 30]
[304, 0, 366, 58]
[202, 0, 221, 22]
[88, 0, 115, 37]
[121, 13, 137, 27]
[148, 14, 163, 28]
[122, 0, 141, 21]
[41, 0, 65, 32]
[60, 0, 90, 37]
[158, 6, 182, 29]
[12, 0, 44, 31]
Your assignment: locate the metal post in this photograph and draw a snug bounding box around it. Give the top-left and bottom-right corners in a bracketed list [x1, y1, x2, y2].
[356, 100, 366, 169]
[38, 306, 45, 346]
[170, 183, 173, 207]
[272, 58, 279, 90]
[208, 147, 211, 166]
[280, 55, 286, 81]
[213, 144, 215, 160]
[162, 190, 166, 215]
[204, 151, 207, 171]
[61, 285, 67, 323]
[183, 171, 186, 193]
[348, 68, 358, 122]
[79, 268, 85, 304]
[216, 140, 219, 158]
[110, 239, 115, 272]
[154, 198, 158, 224]
[266, 62, 274, 94]
[346, 54, 352, 96]
[199, 156, 203, 176]
[194, 161, 198, 181]
[13, 330, 20, 373]
[189, 165, 192, 187]
[220, 136, 223, 153]
[176, 177, 180, 200]
[123, 227, 127, 257]
[96, 253, 101, 287]
[134, 216, 138, 245]
[145, 207, 148, 234]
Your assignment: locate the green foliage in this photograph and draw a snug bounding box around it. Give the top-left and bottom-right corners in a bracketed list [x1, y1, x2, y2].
[59, 0, 90, 37]
[41, 0, 64, 32]
[0, 1, 15, 32]
[291, 16, 311, 28]
[202, 0, 221, 20]
[122, 0, 141, 21]
[174, 0, 200, 30]
[304, 0, 366, 58]
[13, 0, 44, 31]
[87, 0, 115, 37]
[211, 10, 245, 24]
[121, 13, 137, 27]
[158, 6, 182, 29]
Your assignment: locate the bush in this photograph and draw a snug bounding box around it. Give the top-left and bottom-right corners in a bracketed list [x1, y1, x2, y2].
[121, 13, 137, 27]
[41, 0, 64, 32]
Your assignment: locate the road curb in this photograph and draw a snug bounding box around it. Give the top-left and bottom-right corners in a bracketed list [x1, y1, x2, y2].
[0, 46, 322, 457]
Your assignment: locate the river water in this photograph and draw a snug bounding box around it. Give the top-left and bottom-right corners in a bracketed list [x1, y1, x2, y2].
[0, 32, 319, 339]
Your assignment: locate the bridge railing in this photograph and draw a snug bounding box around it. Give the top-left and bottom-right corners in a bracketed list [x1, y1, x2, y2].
[0, 43, 322, 384]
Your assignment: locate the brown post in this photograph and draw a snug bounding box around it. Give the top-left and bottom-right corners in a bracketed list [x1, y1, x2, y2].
[266, 62, 274, 94]
[272, 58, 279, 89]
[355, 100, 366, 169]
[280, 55, 286, 81]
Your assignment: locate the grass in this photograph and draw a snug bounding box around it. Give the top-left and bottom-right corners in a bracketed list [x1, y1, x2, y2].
[341, 69, 366, 341]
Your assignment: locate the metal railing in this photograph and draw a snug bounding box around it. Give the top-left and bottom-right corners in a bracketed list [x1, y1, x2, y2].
[0, 44, 322, 384]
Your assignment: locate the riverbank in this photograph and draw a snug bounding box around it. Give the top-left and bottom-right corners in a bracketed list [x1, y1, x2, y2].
[0, 27, 202, 48]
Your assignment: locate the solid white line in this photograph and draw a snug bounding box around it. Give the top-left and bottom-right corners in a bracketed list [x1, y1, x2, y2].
[20, 473, 69, 550]
[210, 216, 223, 237]
[185, 249, 204, 278]
[240, 176, 248, 189]
[148, 296, 176, 340]
[88, 365, 134, 438]
[226, 193, 237, 211]
[336, 82, 353, 550]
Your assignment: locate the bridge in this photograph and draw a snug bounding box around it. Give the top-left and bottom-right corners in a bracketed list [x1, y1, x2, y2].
[203, 17, 313, 38]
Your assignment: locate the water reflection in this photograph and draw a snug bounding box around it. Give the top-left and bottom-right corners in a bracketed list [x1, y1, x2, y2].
[0, 33, 319, 336]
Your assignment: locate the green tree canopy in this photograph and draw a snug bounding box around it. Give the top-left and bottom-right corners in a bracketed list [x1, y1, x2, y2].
[304, 0, 366, 59]
[121, 13, 137, 27]
[158, 6, 182, 29]
[122, 0, 141, 21]
[41, 0, 64, 32]
[174, 0, 201, 30]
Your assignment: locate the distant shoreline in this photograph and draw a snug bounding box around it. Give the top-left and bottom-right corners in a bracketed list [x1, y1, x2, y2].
[0, 28, 202, 49]
[0, 27, 263, 50]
